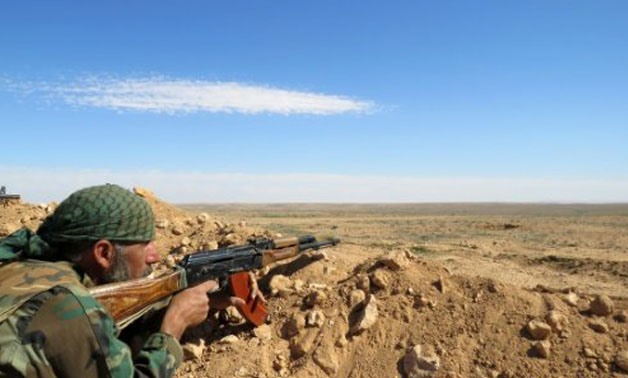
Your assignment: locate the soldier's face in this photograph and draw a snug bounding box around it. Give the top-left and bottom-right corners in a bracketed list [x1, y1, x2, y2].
[103, 241, 159, 283]
[120, 241, 160, 279]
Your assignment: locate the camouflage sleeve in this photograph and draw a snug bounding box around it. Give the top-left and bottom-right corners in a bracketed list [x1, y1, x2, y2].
[29, 286, 183, 378]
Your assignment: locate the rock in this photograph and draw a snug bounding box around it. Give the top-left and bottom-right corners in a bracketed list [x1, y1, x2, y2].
[155, 219, 169, 229]
[304, 290, 328, 308]
[526, 320, 552, 340]
[379, 251, 410, 271]
[306, 310, 325, 328]
[203, 240, 219, 251]
[403, 345, 440, 378]
[349, 289, 367, 307]
[182, 339, 206, 360]
[313, 346, 339, 375]
[253, 324, 273, 341]
[171, 226, 184, 236]
[181, 236, 192, 246]
[532, 340, 551, 359]
[583, 347, 597, 358]
[219, 335, 239, 344]
[273, 355, 288, 371]
[356, 275, 370, 291]
[238, 220, 247, 227]
[370, 270, 390, 290]
[589, 294, 614, 316]
[283, 313, 306, 338]
[289, 328, 319, 358]
[564, 292, 579, 307]
[616, 310, 627, 323]
[164, 255, 177, 268]
[323, 266, 335, 275]
[616, 350, 628, 372]
[350, 295, 378, 335]
[196, 213, 210, 223]
[545, 310, 568, 332]
[588, 319, 609, 333]
[269, 275, 292, 296]
[293, 279, 305, 292]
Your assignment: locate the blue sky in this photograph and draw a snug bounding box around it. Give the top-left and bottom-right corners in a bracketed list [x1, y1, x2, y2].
[1, 1, 627, 203]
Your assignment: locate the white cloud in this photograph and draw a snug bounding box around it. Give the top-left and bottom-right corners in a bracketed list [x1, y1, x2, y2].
[1, 166, 627, 204]
[9, 76, 374, 115]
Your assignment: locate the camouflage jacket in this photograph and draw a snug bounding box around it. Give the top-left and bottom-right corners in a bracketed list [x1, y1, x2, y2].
[0, 260, 183, 378]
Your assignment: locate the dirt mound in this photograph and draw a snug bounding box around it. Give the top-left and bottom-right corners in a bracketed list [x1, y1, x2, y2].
[1, 193, 627, 377]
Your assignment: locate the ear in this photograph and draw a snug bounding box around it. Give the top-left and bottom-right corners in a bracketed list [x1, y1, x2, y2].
[91, 240, 116, 270]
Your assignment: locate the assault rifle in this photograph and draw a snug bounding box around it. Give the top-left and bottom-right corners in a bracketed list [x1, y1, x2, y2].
[89, 235, 340, 328]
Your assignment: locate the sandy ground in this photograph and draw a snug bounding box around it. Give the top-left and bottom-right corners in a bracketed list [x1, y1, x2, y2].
[2, 197, 627, 377]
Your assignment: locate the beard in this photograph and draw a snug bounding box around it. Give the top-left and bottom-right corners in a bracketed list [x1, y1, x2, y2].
[101, 244, 153, 284]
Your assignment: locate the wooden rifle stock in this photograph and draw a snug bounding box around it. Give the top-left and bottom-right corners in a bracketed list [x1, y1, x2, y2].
[88, 235, 340, 328]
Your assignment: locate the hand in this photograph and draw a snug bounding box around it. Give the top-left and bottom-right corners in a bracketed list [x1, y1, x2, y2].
[209, 272, 267, 310]
[247, 271, 267, 304]
[160, 280, 218, 340]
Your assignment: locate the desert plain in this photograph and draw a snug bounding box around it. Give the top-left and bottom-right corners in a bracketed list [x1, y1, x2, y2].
[2, 197, 627, 377]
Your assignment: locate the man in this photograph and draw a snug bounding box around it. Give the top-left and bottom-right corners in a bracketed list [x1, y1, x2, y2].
[0, 184, 241, 377]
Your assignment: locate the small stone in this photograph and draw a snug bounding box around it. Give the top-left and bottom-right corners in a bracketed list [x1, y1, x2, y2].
[545, 310, 568, 332]
[615, 350, 628, 373]
[219, 335, 239, 344]
[349, 289, 366, 307]
[350, 295, 378, 335]
[370, 270, 390, 290]
[407, 287, 415, 295]
[164, 255, 176, 268]
[282, 313, 306, 338]
[588, 294, 614, 316]
[181, 236, 192, 246]
[588, 319, 609, 333]
[253, 324, 273, 341]
[156, 219, 169, 229]
[273, 357, 287, 371]
[269, 275, 292, 296]
[323, 266, 335, 275]
[379, 251, 410, 271]
[583, 347, 597, 358]
[172, 226, 184, 236]
[356, 275, 370, 291]
[526, 320, 552, 340]
[306, 310, 325, 328]
[304, 290, 327, 308]
[182, 339, 206, 360]
[615, 310, 627, 323]
[203, 240, 219, 251]
[532, 340, 551, 358]
[235, 367, 249, 377]
[403, 345, 440, 377]
[196, 213, 210, 223]
[564, 292, 579, 307]
[238, 220, 247, 227]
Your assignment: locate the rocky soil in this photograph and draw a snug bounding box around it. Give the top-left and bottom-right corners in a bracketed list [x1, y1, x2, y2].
[1, 191, 627, 377]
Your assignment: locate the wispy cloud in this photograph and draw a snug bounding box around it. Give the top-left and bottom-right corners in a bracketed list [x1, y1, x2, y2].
[4, 76, 374, 115]
[2, 166, 627, 204]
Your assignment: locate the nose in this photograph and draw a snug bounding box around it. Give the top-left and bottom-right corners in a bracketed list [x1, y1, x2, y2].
[145, 241, 160, 264]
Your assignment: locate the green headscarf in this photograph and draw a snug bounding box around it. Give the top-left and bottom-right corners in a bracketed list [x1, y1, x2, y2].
[0, 184, 155, 262]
